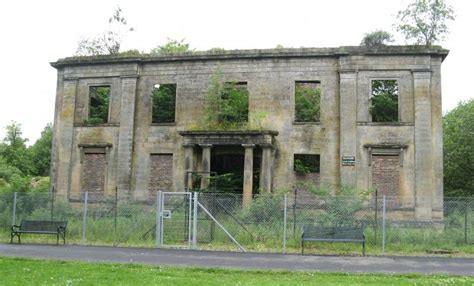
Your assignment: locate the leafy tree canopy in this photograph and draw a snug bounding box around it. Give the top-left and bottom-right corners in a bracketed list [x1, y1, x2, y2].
[370, 80, 398, 122]
[152, 84, 176, 123]
[295, 82, 321, 122]
[150, 38, 194, 55]
[443, 99, 474, 197]
[360, 30, 394, 47]
[1, 122, 32, 175]
[29, 124, 53, 176]
[396, 0, 455, 46]
[204, 70, 249, 130]
[76, 6, 134, 56]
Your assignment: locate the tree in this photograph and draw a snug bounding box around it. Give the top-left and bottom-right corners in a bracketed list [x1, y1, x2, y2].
[0, 122, 32, 175]
[150, 38, 193, 55]
[370, 80, 399, 122]
[295, 82, 321, 122]
[396, 0, 455, 46]
[29, 123, 53, 176]
[76, 7, 134, 56]
[151, 84, 176, 123]
[360, 30, 394, 47]
[443, 99, 474, 197]
[204, 70, 249, 129]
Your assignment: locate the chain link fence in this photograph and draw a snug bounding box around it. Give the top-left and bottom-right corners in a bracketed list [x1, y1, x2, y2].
[1, 190, 472, 256]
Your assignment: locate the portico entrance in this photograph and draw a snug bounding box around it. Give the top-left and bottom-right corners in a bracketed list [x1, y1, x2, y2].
[179, 131, 278, 207]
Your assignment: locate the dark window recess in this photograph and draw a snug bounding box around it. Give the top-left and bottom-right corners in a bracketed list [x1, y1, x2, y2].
[219, 82, 249, 123]
[87, 86, 110, 125]
[294, 154, 320, 175]
[295, 81, 321, 122]
[370, 80, 398, 122]
[152, 84, 176, 123]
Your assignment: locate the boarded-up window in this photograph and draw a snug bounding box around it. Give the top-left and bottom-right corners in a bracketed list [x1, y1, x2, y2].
[82, 150, 106, 194]
[372, 155, 399, 197]
[149, 154, 173, 192]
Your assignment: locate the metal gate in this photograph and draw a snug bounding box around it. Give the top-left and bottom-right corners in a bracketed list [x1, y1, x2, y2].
[156, 192, 192, 248]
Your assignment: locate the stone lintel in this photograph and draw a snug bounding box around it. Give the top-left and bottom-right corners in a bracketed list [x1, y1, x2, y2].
[78, 143, 113, 148]
[242, 144, 256, 148]
[364, 144, 408, 149]
[179, 130, 278, 147]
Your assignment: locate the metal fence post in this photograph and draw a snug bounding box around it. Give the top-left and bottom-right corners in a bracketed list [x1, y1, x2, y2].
[50, 187, 55, 221]
[465, 201, 468, 244]
[283, 194, 287, 254]
[192, 192, 198, 249]
[82, 192, 89, 244]
[156, 191, 162, 248]
[382, 195, 386, 254]
[12, 192, 17, 226]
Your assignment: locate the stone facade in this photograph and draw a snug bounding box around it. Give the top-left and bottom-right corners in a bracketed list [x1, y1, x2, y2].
[50, 46, 448, 220]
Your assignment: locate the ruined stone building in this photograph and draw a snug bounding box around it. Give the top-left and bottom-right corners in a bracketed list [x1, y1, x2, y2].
[50, 46, 448, 220]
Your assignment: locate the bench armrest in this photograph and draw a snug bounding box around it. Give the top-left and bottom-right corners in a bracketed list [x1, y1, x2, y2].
[11, 225, 20, 232]
[57, 226, 66, 233]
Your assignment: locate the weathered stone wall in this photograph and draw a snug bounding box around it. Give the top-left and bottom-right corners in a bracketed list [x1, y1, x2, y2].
[50, 46, 447, 219]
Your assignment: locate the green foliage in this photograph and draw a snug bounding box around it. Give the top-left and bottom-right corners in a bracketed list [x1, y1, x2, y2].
[207, 47, 226, 53]
[360, 30, 394, 47]
[443, 99, 474, 197]
[76, 7, 134, 56]
[396, 0, 455, 46]
[151, 84, 176, 123]
[0, 121, 32, 175]
[0, 122, 52, 193]
[31, 177, 50, 193]
[150, 38, 194, 55]
[295, 82, 321, 122]
[209, 173, 243, 193]
[294, 155, 320, 176]
[370, 80, 398, 122]
[29, 124, 52, 176]
[241, 193, 284, 223]
[88, 86, 110, 124]
[204, 70, 249, 130]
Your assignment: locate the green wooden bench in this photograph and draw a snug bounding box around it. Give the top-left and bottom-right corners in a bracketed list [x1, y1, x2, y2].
[11, 220, 68, 245]
[301, 225, 365, 256]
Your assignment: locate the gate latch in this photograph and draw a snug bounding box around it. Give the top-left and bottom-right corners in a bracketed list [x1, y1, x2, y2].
[162, 210, 171, 219]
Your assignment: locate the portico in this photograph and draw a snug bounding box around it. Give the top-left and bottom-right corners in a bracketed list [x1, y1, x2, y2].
[179, 131, 278, 206]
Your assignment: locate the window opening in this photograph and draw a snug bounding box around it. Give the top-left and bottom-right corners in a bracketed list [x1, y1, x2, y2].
[152, 84, 176, 123]
[88, 86, 110, 124]
[295, 81, 321, 122]
[370, 80, 398, 122]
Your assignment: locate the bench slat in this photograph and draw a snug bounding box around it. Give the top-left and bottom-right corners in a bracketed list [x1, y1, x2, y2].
[301, 225, 365, 256]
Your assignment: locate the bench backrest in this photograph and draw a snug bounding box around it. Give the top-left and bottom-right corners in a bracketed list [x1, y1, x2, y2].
[302, 225, 364, 240]
[20, 220, 68, 232]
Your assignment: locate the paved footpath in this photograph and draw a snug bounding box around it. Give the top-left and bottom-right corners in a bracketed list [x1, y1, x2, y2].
[1, 244, 473, 276]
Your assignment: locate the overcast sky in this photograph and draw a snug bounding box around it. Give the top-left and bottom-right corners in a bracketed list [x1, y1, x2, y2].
[0, 0, 472, 144]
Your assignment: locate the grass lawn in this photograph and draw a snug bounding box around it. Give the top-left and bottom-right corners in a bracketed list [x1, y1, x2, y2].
[0, 257, 473, 286]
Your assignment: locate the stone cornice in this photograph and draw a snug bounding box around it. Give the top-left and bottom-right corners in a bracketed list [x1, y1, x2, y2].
[51, 46, 449, 68]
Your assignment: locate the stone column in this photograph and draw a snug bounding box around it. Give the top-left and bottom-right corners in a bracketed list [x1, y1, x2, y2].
[200, 144, 212, 190]
[260, 145, 273, 193]
[413, 70, 433, 220]
[242, 144, 255, 208]
[55, 77, 77, 196]
[183, 144, 195, 191]
[339, 71, 358, 188]
[117, 76, 138, 193]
